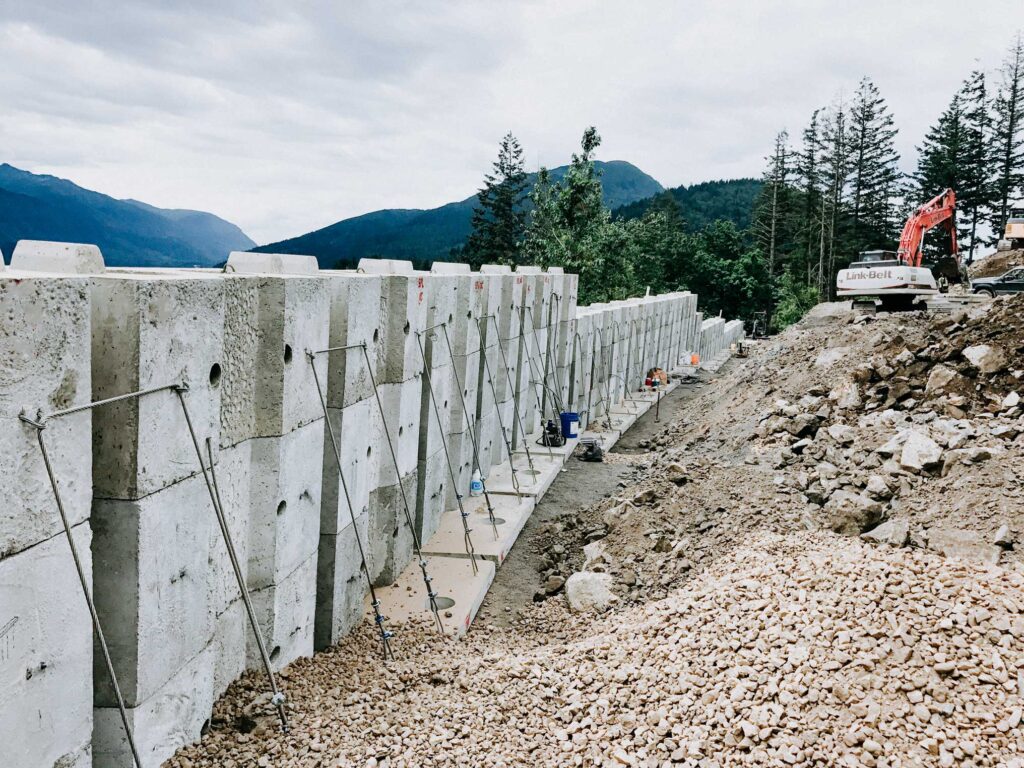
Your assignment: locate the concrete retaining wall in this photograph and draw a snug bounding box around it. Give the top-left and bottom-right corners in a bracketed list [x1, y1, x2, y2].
[0, 240, 739, 766]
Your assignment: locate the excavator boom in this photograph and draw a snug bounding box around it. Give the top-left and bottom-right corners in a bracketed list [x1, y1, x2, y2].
[897, 188, 958, 267]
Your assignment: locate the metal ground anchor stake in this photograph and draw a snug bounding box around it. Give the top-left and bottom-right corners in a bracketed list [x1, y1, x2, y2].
[174, 384, 289, 733]
[306, 347, 395, 660]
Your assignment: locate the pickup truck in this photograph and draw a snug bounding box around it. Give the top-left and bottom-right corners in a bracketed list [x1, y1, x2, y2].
[971, 267, 1024, 296]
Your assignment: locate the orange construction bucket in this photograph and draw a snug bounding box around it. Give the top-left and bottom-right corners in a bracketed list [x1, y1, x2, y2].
[690, 353, 700, 366]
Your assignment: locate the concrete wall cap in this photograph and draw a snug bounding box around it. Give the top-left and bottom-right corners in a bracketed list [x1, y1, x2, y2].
[430, 262, 471, 274]
[356, 258, 414, 275]
[11, 240, 105, 274]
[479, 264, 512, 274]
[226, 251, 319, 275]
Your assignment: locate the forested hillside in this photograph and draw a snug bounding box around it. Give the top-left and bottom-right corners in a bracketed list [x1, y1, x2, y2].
[613, 179, 762, 232]
[254, 161, 663, 268]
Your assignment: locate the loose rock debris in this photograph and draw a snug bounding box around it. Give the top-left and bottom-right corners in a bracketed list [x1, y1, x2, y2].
[169, 295, 1024, 768]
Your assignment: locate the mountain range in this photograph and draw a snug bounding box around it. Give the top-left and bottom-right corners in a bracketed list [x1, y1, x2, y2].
[0, 162, 762, 270]
[0, 164, 254, 267]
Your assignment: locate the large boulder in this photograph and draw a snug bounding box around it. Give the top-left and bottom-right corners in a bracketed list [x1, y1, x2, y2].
[925, 364, 960, 394]
[926, 527, 1001, 566]
[900, 431, 943, 472]
[822, 490, 885, 534]
[962, 344, 1007, 374]
[565, 572, 615, 613]
[861, 519, 909, 547]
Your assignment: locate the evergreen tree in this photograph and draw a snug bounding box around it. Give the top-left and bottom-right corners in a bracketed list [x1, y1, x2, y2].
[818, 100, 851, 299]
[991, 33, 1024, 237]
[794, 109, 823, 284]
[847, 78, 902, 242]
[752, 130, 791, 326]
[918, 72, 992, 261]
[464, 132, 529, 268]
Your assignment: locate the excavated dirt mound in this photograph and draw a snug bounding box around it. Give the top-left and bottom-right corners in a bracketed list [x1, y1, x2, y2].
[969, 249, 1024, 279]
[168, 296, 1024, 768]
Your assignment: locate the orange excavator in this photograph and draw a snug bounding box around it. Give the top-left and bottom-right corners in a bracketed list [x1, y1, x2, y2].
[836, 188, 962, 311]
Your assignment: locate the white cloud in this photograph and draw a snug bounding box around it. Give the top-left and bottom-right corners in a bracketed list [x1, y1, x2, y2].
[0, 0, 1018, 243]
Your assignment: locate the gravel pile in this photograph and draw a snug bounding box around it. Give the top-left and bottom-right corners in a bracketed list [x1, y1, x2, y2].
[169, 298, 1024, 768]
[168, 533, 1024, 767]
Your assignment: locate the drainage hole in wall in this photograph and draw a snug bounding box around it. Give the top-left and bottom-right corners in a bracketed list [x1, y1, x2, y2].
[448, 313, 453, 324]
[443, 400, 448, 408]
[398, 426, 404, 436]
[403, 321, 410, 335]
[209, 363, 222, 387]
[373, 328, 379, 343]
[276, 501, 287, 516]
[430, 596, 456, 611]
[270, 646, 281, 662]
[366, 445, 372, 458]
[284, 344, 293, 364]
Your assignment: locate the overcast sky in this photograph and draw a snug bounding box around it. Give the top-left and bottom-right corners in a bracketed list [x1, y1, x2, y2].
[0, 1, 1019, 244]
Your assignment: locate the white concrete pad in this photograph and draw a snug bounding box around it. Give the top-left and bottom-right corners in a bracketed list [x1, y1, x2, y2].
[485, 453, 563, 499]
[369, 554, 495, 637]
[421, 494, 534, 565]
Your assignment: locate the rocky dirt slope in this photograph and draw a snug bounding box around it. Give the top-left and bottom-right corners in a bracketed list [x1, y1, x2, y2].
[168, 295, 1024, 768]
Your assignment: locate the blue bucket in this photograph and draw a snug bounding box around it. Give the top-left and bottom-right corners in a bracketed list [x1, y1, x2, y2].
[559, 411, 580, 439]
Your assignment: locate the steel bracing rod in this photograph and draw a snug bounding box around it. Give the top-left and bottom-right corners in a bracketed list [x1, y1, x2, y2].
[359, 343, 445, 634]
[311, 341, 370, 356]
[203, 435, 291, 728]
[175, 392, 290, 734]
[521, 309, 558, 461]
[306, 352, 394, 660]
[487, 315, 538, 473]
[438, 323, 499, 539]
[477, 316, 523, 498]
[541, 295, 561, 418]
[568, 330, 582, 412]
[599, 326, 616, 428]
[415, 329, 479, 572]
[517, 307, 556, 461]
[30, 382, 181, 423]
[584, 330, 597, 429]
[524, 304, 566, 418]
[19, 418, 144, 768]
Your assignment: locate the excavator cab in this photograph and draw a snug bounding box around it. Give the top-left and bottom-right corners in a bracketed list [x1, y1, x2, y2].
[999, 200, 1024, 250]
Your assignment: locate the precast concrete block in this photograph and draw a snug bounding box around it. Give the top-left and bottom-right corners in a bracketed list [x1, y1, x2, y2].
[250, 276, 330, 438]
[206, 440, 251, 619]
[367, 471, 418, 586]
[415, 447, 449, 543]
[320, 398, 374, 537]
[0, 274, 92, 558]
[379, 274, 428, 383]
[444, 428, 475, 509]
[322, 272, 385, 408]
[218, 275, 261, 448]
[211, 598, 246, 700]
[247, 553, 315, 670]
[247, 420, 323, 592]
[11, 240, 105, 274]
[93, 642, 215, 768]
[91, 273, 224, 500]
[314, 507, 369, 650]
[0, 522, 92, 768]
[372, 377, 422, 488]
[448, 350, 480, 435]
[226, 251, 318, 275]
[418, 360, 453, 466]
[91, 473, 213, 707]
